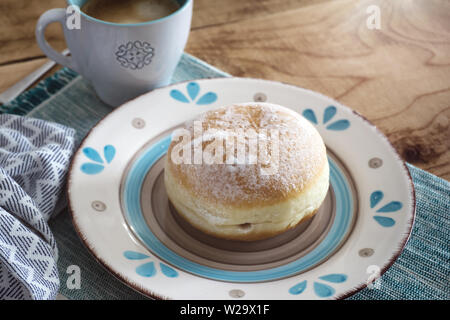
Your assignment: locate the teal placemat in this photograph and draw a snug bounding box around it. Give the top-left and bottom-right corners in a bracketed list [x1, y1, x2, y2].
[1, 53, 448, 300]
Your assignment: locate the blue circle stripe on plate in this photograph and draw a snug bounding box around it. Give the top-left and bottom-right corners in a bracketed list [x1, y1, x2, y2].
[123, 135, 354, 282]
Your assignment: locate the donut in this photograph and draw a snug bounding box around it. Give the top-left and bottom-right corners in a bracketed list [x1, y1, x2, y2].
[164, 103, 329, 241]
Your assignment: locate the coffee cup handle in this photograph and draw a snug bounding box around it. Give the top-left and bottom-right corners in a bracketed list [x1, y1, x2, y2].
[35, 8, 78, 72]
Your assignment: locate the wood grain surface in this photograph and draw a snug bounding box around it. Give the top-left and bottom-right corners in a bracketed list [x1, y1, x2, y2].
[0, 0, 449, 180]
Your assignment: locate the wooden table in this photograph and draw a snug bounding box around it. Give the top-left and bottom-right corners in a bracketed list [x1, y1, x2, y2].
[0, 0, 449, 180]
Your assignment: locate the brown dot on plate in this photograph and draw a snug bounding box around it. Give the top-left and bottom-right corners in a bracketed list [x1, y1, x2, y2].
[359, 248, 374, 257]
[368, 157, 383, 168]
[229, 289, 245, 298]
[253, 93, 267, 102]
[92, 201, 106, 212]
[132, 118, 146, 129]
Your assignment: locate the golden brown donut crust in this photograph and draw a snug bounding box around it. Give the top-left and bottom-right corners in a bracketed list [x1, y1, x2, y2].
[166, 103, 328, 208]
[170, 201, 320, 241]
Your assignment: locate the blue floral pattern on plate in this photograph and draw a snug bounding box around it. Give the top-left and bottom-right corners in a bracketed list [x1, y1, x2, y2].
[170, 82, 217, 105]
[302, 106, 350, 131]
[124, 250, 179, 278]
[80, 145, 116, 175]
[370, 190, 403, 227]
[289, 273, 347, 297]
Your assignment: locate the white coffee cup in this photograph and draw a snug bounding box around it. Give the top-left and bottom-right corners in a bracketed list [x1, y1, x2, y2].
[36, 0, 193, 106]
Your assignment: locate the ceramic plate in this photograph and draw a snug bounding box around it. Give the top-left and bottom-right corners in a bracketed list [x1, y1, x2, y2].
[68, 78, 415, 299]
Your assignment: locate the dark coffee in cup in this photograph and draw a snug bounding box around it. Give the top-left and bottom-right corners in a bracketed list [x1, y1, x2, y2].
[81, 0, 180, 24]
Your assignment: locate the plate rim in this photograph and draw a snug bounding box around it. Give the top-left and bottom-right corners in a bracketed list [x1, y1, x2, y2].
[67, 77, 416, 300]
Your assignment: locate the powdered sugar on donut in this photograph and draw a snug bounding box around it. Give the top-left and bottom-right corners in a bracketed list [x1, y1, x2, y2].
[167, 103, 327, 206]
